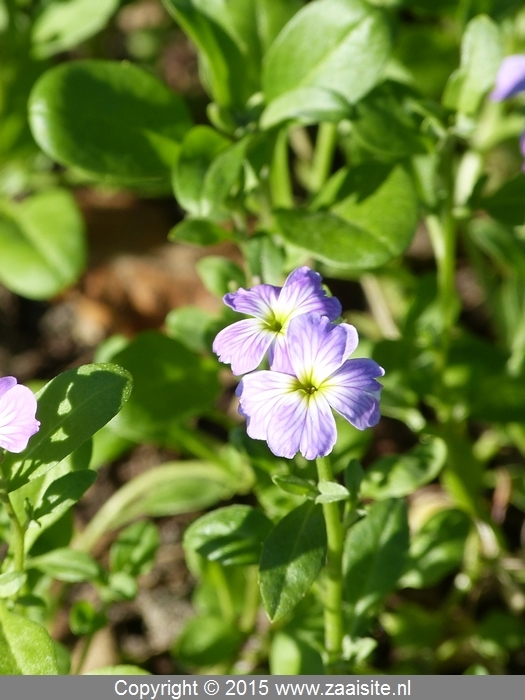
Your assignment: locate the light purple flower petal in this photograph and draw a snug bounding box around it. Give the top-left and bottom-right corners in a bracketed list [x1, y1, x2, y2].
[0, 382, 40, 453]
[237, 370, 337, 460]
[0, 376, 17, 400]
[223, 284, 280, 319]
[285, 314, 358, 385]
[491, 55, 525, 101]
[322, 358, 385, 430]
[212, 318, 274, 375]
[276, 267, 342, 322]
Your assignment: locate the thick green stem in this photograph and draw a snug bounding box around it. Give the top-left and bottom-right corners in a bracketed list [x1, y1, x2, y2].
[309, 123, 338, 193]
[269, 127, 294, 209]
[0, 473, 25, 573]
[316, 456, 344, 667]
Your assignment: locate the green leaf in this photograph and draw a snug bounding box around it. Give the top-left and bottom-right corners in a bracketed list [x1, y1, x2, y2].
[343, 499, 409, 623]
[105, 572, 138, 602]
[315, 480, 350, 504]
[27, 549, 102, 583]
[162, 0, 251, 108]
[78, 461, 239, 550]
[31, 0, 120, 59]
[0, 572, 27, 598]
[260, 87, 350, 129]
[176, 614, 244, 667]
[29, 60, 192, 182]
[255, 0, 305, 53]
[481, 175, 525, 227]
[244, 233, 285, 284]
[169, 219, 234, 246]
[33, 469, 97, 522]
[183, 505, 273, 566]
[259, 501, 326, 621]
[3, 364, 132, 492]
[275, 165, 418, 269]
[0, 189, 86, 299]
[172, 128, 247, 216]
[361, 438, 447, 500]
[172, 126, 230, 216]
[443, 15, 502, 115]
[108, 331, 220, 443]
[262, 0, 390, 124]
[400, 509, 471, 588]
[0, 602, 59, 674]
[272, 475, 318, 498]
[351, 82, 427, 160]
[270, 631, 324, 674]
[469, 218, 525, 277]
[110, 521, 160, 576]
[69, 600, 107, 636]
[165, 306, 219, 353]
[196, 256, 246, 297]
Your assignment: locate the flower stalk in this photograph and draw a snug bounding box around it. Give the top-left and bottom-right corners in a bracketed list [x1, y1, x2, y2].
[316, 456, 344, 667]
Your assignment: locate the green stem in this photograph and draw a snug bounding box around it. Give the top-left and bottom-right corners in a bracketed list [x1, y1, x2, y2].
[309, 123, 338, 193]
[316, 456, 344, 668]
[0, 471, 25, 573]
[209, 561, 236, 622]
[426, 209, 457, 366]
[269, 127, 293, 209]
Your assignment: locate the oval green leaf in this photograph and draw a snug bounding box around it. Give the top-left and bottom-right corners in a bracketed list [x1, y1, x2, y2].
[0, 189, 86, 299]
[27, 549, 102, 583]
[183, 504, 273, 566]
[275, 166, 418, 269]
[29, 60, 192, 182]
[3, 363, 132, 492]
[262, 0, 391, 123]
[259, 501, 326, 621]
[343, 499, 409, 624]
[0, 602, 59, 674]
[361, 438, 447, 500]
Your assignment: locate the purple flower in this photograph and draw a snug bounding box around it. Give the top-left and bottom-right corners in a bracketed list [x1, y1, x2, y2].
[491, 55, 525, 101]
[0, 377, 40, 454]
[213, 267, 341, 375]
[236, 314, 384, 460]
[491, 55, 525, 168]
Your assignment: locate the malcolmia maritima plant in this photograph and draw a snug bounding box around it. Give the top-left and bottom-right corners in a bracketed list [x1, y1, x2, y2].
[214, 266, 384, 460]
[213, 266, 384, 667]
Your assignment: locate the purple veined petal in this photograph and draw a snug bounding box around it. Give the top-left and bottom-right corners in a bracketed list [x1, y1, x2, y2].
[223, 284, 280, 320]
[238, 370, 337, 459]
[0, 376, 17, 400]
[236, 370, 298, 442]
[0, 384, 40, 453]
[286, 314, 353, 385]
[276, 268, 342, 323]
[490, 55, 525, 101]
[322, 358, 384, 431]
[212, 318, 275, 375]
[268, 333, 294, 374]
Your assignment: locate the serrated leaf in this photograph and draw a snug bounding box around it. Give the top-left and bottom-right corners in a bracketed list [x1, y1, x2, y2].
[260, 501, 326, 621]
